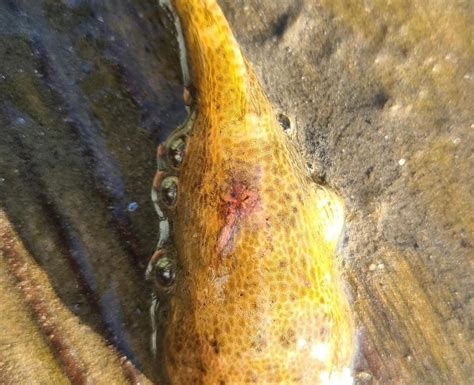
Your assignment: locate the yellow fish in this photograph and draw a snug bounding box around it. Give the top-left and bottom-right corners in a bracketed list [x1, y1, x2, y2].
[147, 0, 355, 383]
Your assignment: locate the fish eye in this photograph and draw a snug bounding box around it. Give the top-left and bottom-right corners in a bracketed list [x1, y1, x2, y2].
[277, 112, 292, 133]
[154, 256, 176, 288]
[160, 176, 178, 207]
[168, 137, 186, 167]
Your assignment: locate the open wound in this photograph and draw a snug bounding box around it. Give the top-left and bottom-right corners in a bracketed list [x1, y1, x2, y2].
[217, 178, 260, 256]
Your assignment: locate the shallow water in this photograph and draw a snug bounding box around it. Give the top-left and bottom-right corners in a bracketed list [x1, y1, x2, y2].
[0, 1, 472, 384]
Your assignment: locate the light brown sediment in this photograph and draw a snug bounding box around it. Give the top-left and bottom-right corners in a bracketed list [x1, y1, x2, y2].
[0, 209, 151, 385]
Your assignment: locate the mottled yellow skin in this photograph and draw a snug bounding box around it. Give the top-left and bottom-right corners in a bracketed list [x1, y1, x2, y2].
[160, 0, 354, 383]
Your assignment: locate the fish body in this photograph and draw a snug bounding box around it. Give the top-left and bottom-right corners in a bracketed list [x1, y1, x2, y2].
[148, 1, 355, 383]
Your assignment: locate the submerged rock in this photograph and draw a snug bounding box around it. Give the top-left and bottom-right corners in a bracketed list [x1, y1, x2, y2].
[0, 1, 472, 384]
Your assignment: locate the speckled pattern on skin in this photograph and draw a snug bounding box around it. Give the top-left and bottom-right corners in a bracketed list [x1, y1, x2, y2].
[153, 0, 355, 383]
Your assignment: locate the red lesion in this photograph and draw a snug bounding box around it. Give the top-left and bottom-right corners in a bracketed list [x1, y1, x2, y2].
[217, 178, 260, 256]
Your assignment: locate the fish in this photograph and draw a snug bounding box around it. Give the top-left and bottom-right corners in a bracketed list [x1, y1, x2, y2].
[146, 0, 355, 383]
